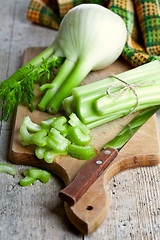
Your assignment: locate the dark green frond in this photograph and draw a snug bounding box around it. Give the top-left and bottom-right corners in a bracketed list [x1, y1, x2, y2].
[0, 55, 65, 120]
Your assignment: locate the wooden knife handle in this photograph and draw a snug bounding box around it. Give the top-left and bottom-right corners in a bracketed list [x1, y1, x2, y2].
[59, 147, 118, 206]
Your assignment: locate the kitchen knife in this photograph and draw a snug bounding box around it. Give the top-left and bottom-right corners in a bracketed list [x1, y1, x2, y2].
[59, 106, 160, 206]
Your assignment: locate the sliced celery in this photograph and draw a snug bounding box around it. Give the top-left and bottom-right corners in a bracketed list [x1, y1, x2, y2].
[44, 150, 67, 163]
[69, 113, 90, 134]
[32, 129, 47, 147]
[29, 169, 51, 183]
[51, 116, 68, 136]
[0, 163, 16, 176]
[67, 126, 92, 146]
[20, 176, 36, 187]
[19, 115, 95, 161]
[35, 146, 67, 163]
[68, 144, 96, 160]
[35, 147, 48, 159]
[41, 117, 56, 131]
[47, 128, 70, 152]
[20, 116, 43, 145]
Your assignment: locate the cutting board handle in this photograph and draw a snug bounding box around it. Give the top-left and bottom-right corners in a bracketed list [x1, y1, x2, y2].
[62, 115, 160, 234]
[64, 152, 160, 234]
[59, 147, 118, 206]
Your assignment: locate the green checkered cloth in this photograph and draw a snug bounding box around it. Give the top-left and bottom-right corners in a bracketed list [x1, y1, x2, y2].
[27, 0, 160, 67]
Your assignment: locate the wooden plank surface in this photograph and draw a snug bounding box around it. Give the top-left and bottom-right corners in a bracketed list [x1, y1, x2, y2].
[0, 1, 160, 239]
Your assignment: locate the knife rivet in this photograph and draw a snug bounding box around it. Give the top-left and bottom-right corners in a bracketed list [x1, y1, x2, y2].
[96, 160, 102, 165]
[105, 150, 111, 154]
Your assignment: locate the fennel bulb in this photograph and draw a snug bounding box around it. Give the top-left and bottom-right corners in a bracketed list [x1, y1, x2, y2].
[38, 4, 127, 114]
[54, 4, 127, 70]
[0, 4, 127, 120]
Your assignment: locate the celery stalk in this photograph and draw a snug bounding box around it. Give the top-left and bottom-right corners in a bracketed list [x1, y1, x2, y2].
[63, 60, 160, 129]
[72, 60, 160, 98]
[96, 84, 160, 116]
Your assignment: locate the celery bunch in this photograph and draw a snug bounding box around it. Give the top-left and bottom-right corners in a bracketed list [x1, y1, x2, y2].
[63, 60, 160, 129]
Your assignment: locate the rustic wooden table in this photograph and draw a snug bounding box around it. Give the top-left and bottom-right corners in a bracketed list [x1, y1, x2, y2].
[0, 1, 160, 239]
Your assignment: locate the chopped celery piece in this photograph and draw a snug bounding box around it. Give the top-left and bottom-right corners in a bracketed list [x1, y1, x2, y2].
[20, 168, 51, 186]
[48, 128, 65, 143]
[69, 113, 90, 134]
[47, 137, 70, 152]
[35, 147, 48, 159]
[35, 147, 67, 163]
[0, 163, 16, 176]
[29, 169, 51, 183]
[44, 150, 67, 163]
[47, 128, 70, 152]
[23, 169, 29, 177]
[20, 122, 33, 145]
[32, 129, 47, 147]
[41, 117, 56, 131]
[20, 176, 36, 187]
[20, 169, 36, 187]
[68, 144, 96, 160]
[22, 116, 42, 132]
[44, 151, 58, 163]
[20, 116, 42, 145]
[51, 116, 68, 136]
[67, 126, 92, 145]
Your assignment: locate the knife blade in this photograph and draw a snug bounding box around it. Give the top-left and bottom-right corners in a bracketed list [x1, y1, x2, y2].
[59, 106, 160, 206]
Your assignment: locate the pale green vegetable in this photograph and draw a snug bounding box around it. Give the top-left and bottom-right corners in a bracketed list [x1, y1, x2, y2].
[20, 116, 42, 145]
[1, 4, 127, 120]
[20, 114, 94, 162]
[38, 4, 127, 114]
[63, 60, 160, 129]
[0, 164, 16, 176]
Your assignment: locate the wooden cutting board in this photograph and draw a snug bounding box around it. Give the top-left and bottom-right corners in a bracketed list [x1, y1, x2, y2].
[9, 47, 160, 234]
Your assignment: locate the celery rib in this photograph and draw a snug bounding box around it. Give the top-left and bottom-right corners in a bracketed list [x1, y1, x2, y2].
[96, 85, 160, 116]
[63, 60, 160, 129]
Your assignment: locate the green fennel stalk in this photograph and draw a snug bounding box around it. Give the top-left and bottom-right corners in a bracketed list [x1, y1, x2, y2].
[38, 58, 75, 112]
